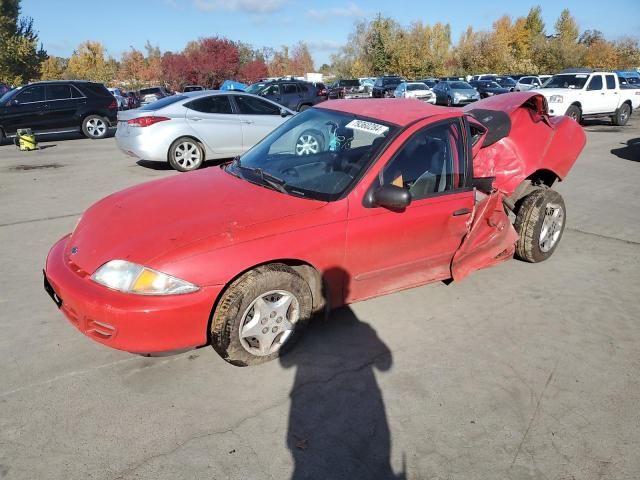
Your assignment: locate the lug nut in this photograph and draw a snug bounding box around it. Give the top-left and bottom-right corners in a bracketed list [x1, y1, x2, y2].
[272, 326, 278, 333]
[262, 327, 269, 334]
[270, 311, 276, 318]
[276, 317, 283, 323]
[261, 318, 268, 325]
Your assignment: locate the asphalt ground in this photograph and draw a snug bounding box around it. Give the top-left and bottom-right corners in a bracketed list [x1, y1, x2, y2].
[0, 118, 639, 480]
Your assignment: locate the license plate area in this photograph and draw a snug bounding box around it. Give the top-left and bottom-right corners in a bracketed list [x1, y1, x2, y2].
[43, 271, 63, 308]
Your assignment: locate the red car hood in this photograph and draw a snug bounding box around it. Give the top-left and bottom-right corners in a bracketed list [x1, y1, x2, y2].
[67, 167, 327, 275]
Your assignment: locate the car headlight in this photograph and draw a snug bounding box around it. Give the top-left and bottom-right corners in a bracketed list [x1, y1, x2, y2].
[453, 92, 461, 99]
[486, 92, 494, 96]
[91, 260, 199, 295]
[549, 95, 564, 103]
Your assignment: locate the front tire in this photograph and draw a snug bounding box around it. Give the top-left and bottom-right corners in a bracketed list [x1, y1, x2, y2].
[514, 189, 566, 263]
[211, 264, 312, 366]
[565, 105, 582, 123]
[82, 115, 109, 139]
[168, 137, 204, 172]
[613, 103, 631, 126]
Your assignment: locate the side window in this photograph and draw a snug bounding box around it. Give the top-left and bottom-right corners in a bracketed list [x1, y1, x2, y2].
[606, 75, 616, 90]
[186, 95, 232, 114]
[375, 78, 382, 87]
[282, 84, 297, 94]
[46, 84, 72, 100]
[379, 120, 466, 200]
[587, 75, 603, 91]
[263, 84, 280, 96]
[234, 95, 280, 115]
[16, 85, 45, 103]
[71, 86, 85, 98]
[521, 78, 531, 85]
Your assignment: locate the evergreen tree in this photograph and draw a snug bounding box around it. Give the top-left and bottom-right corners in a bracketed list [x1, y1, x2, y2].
[0, 0, 47, 84]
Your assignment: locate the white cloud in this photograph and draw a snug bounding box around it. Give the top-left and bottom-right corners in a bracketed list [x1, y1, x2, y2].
[194, 0, 287, 14]
[306, 2, 364, 21]
[306, 40, 343, 52]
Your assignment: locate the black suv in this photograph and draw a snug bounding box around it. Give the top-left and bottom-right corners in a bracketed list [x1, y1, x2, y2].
[328, 79, 362, 99]
[372, 76, 404, 98]
[0, 80, 117, 141]
[245, 79, 325, 111]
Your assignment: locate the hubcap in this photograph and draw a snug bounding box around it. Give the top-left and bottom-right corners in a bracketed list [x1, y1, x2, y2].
[539, 202, 564, 253]
[239, 290, 299, 357]
[174, 141, 201, 169]
[295, 135, 320, 156]
[620, 106, 630, 123]
[86, 118, 106, 137]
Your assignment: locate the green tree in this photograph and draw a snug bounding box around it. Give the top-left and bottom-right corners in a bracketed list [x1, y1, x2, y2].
[0, 0, 47, 84]
[65, 41, 117, 83]
[40, 55, 66, 80]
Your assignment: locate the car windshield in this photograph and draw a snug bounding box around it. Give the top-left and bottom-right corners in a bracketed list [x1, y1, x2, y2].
[407, 83, 427, 91]
[543, 74, 589, 89]
[340, 80, 360, 87]
[498, 78, 516, 86]
[486, 82, 501, 88]
[225, 108, 398, 201]
[246, 83, 266, 94]
[0, 87, 18, 104]
[623, 77, 640, 85]
[450, 81, 472, 89]
[383, 77, 402, 86]
[138, 95, 186, 110]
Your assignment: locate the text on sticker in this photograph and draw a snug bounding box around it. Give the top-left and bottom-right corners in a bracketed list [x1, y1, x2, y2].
[345, 119, 389, 136]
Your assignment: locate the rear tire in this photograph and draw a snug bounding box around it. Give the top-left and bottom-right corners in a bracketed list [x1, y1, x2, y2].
[210, 264, 312, 366]
[168, 137, 204, 172]
[565, 105, 582, 123]
[612, 103, 631, 126]
[514, 189, 566, 263]
[82, 115, 109, 139]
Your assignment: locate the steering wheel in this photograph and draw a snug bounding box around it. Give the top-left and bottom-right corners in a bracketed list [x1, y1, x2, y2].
[281, 166, 300, 178]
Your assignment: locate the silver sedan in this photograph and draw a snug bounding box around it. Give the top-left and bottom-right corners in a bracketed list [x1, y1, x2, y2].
[115, 91, 294, 172]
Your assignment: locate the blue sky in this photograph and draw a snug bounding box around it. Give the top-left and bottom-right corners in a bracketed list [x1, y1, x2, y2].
[22, 0, 640, 67]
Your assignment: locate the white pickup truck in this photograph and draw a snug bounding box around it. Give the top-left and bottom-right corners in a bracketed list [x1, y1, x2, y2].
[538, 71, 640, 125]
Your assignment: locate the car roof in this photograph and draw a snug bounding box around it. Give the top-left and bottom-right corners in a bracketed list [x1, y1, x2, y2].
[317, 99, 456, 126]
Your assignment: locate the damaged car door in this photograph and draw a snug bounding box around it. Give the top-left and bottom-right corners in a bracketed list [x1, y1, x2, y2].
[345, 118, 475, 301]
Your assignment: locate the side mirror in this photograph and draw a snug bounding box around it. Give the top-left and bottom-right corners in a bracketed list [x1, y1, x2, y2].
[372, 184, 411, 210]
[280, 108, 291, 117]
[9, 99, 19, 106]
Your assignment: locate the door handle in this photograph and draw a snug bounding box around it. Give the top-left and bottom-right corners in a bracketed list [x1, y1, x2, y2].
[600, 92, 605, 95]
[452, 208, 472, 216]
[242, 120, 255, 124]
[190, 117, 202, 121]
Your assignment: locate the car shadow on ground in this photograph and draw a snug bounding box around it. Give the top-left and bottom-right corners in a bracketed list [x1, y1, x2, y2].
[0, 129, 116, 147]
[135, 158, 232, 171]
[279, 267, 406, 480]
[581, 118, 633, 133]
[611, 137, 640, 162]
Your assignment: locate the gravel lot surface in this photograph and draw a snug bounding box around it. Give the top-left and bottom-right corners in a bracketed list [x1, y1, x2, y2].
[1, 118, 639, 480]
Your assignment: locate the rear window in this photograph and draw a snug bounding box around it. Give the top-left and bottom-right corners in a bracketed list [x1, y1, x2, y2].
[139, 95, 186, 110]
[340, 80, 360, 87]
[81, 83, 112, 97]
[140, 87, 161, 95]
[382, 77, 402, 86]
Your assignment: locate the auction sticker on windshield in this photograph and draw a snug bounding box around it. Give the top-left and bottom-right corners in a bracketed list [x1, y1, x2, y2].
[345, 119, 389, 136]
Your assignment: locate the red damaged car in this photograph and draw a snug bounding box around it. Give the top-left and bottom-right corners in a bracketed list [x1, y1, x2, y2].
[44, 92, 585, 366]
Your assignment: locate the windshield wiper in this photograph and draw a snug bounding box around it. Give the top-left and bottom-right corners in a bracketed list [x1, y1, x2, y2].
[238, 165, 288, 194]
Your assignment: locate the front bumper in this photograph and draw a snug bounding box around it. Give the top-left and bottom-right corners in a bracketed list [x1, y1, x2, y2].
[44, 235, 222, 353]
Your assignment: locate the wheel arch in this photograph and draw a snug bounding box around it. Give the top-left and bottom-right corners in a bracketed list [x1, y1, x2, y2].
[509, 169, 559, 206]
[205, 258, 328, 346]
[166, 135, 207, 162]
